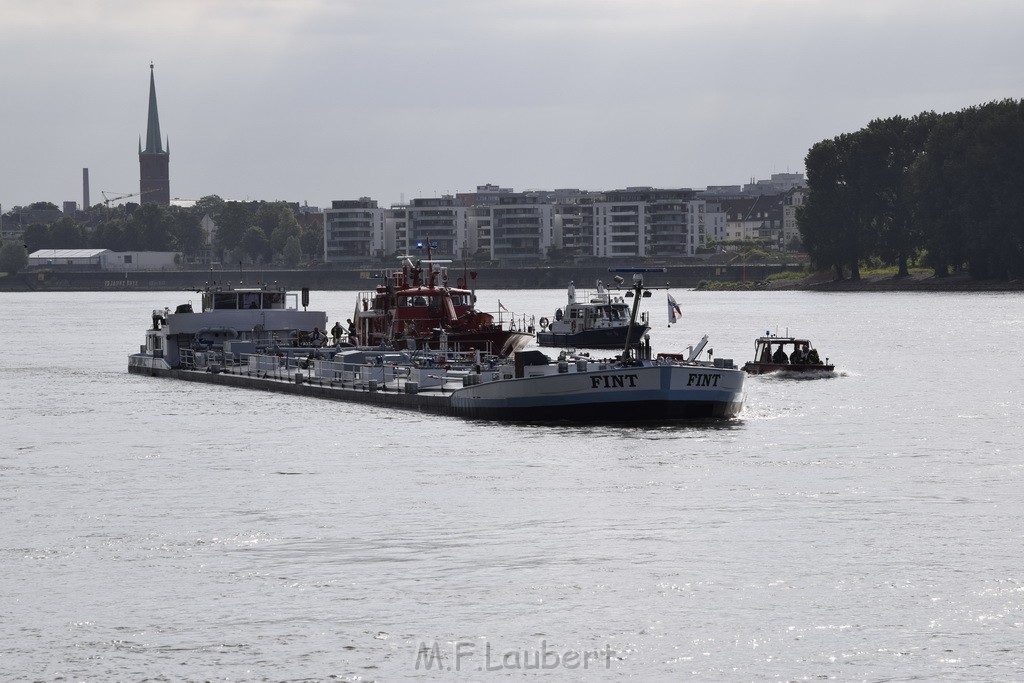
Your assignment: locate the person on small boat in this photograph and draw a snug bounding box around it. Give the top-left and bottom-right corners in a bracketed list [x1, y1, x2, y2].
[771, 345, 788, 364]
[759, 344, 772, 363]
[790, 343, 810, 364]
[806, 346, 820, 364]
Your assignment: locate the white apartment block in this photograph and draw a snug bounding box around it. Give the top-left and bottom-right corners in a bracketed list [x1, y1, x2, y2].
[323, 199, 386, 263]
[490, 194, 555, 261]
[404, 196, 468, 259]
[593, 188, 702, 258]
[324, 179, 792, 261]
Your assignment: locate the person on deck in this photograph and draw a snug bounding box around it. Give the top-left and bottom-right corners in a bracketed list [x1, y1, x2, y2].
[772, 345, 788, 364]
[331, 321, 343, 344]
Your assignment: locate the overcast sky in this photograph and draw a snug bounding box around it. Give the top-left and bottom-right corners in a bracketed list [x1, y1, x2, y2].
[2, 0, 1022, 211]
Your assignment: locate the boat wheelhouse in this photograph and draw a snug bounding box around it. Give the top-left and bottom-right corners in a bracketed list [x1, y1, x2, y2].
[742, 335, 835, 375]
[352, 256, 532, 355]
[537, 280, 650, 349]
[129, 282, 328, 372]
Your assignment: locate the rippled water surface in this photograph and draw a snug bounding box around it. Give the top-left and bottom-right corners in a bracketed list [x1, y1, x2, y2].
[2, 289, 1023, 681]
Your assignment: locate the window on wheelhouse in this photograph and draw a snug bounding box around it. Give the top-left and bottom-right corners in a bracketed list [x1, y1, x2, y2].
[399, 295, 429, 307]
[213, 292, 238, 309]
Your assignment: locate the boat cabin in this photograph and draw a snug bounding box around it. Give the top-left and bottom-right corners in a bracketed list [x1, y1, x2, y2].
[201, 285, 297, 312]
[743, 335, 833, 374]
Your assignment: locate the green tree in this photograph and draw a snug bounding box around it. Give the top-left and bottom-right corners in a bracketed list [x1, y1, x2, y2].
[300, 225, 323, 259]
[129, 203, 174, 251]
[911, 100, 1024, 279]
[255, 201, 290, 237]
[865, 113, 937, 277]
[49, 217, 88, 248]
[21, 223, 50, 252]
[270, 209, 302, 254]
[91, 219, 127, 251]
[799, 136, 854, 280]
[956, 100, 1024, 279]
[283, 235, 302, 266]
[169, 210, 205, 257]
[214, 202, 254, 254]
[241, 226, 272, 263]
[0, 241, 28, 274]
[193, 194, 226, 217]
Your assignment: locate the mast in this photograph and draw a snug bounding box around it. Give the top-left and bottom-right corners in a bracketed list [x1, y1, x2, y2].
[610, 267, 666, 361]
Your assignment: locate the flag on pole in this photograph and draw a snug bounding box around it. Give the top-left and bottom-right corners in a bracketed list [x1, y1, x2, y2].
[667, 292, 681, 326]
[498, 300, 509, 313]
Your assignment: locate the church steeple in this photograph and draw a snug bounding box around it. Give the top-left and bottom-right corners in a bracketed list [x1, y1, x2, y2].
[139, 62, 170, 205]
[143, 62, 164, 154]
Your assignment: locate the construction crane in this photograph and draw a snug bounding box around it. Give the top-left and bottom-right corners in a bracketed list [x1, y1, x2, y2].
[101, 188, 160, 207]
[101, 190, 141, 207]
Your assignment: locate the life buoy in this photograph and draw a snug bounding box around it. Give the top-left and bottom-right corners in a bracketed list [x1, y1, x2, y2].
[539, 316, 550, 329]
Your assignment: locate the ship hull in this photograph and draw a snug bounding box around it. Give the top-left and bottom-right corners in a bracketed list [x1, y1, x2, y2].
[449, 363, 744, 422]
[536, 324, 650, 349]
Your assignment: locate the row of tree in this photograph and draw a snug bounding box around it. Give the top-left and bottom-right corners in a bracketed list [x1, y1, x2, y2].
[3, 196, 324, 269]
[798, 99, 1024, 280]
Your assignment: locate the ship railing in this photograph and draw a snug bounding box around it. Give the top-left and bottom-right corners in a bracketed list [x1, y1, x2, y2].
[179, 347, 232, 371]
[234, 351, 474, 392]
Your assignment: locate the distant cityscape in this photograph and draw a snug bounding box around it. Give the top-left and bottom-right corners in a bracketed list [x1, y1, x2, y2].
[1, 65, 807, 267]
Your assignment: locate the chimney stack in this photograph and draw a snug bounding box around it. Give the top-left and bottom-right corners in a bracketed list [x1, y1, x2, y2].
[83, 168, 90, 210]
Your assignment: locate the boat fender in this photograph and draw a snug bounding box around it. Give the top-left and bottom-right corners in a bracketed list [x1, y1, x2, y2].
[539, 316, 550, 329]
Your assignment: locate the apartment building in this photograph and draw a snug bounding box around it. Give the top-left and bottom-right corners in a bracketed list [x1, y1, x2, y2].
[405, 196, 467, 259]
[782, 188, 805, 248]
[720, 195, 785, 244]
[490, 193, 554, 261]
[594, 188, 698, 258]
[323, 198, 386, 263]
[322, 174, 800, 262]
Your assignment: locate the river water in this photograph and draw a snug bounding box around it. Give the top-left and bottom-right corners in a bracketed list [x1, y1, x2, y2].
[2, 288, 1023, 681]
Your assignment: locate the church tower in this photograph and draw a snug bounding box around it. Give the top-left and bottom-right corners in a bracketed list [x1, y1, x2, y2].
[139, 63, 170, 205]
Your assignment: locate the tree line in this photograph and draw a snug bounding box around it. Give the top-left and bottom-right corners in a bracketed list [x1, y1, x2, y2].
[799, 99, 1024, 280]
[1, 196, 324, 273]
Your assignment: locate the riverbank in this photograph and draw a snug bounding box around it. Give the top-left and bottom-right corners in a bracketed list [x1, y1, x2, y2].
[4, 264, 1022, 293]
[0, 262, 794, 292]
[766, 270, 1024, 292]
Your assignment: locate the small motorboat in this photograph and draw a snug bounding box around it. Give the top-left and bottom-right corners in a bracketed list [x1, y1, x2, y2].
[742, 335, 834, 375]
